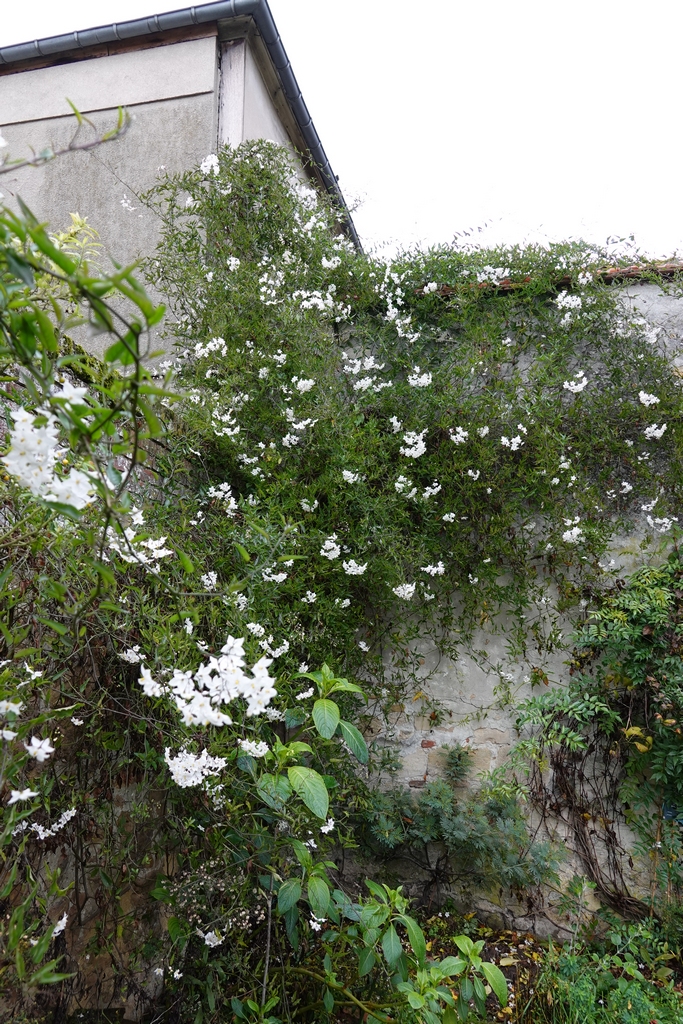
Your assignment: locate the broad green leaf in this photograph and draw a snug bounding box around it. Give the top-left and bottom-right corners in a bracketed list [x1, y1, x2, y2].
[480, 961, 508, 1006]
[307, 875, 330, 919]
[381, 924, 402, 965]
[277, 879, 301, 913]
[358, 946, 376, 977]
[365, 879, 388, 902]
[407, 992, 425, 1009]
[257, 773, 292, 811]
[176, 549, 194, 573]
[397, 914, 426, 965]
[442, 1008, 458, 1024]
[287, 766, 329, 819]
[337, 720, 368, 763]
[328, 680, 364, 695]
[438, 956, 466, 977]
[312, 698, 340, 739]
[454, 935, 475, 957]
[323, 988, 334, 1012]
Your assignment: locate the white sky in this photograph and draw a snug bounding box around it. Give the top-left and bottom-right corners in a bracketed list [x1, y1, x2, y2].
[2, 0, 683, 256]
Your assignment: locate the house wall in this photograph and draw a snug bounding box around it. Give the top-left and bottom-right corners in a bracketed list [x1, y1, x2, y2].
[0, 34, 307, 355]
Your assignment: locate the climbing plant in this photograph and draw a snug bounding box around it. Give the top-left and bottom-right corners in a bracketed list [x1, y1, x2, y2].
[3, 138, 683, 1021]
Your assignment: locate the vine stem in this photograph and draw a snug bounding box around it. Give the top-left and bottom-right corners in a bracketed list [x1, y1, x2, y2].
[261, 878, 273, 1007]
[290, 966, 395, 1022]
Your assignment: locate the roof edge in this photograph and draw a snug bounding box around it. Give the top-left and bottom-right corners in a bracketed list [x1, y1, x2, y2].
[0, 1, 361, 249]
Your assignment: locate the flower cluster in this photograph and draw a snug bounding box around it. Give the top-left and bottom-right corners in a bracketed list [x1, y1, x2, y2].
[139, 636, 277, 725]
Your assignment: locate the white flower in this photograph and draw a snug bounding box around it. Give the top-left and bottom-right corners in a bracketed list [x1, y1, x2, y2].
[322, 255, 341, 269]
[620, 481, 633, 494]
[52, 912, 68, 937]
[477, 426, 490, 438]
[358, 640, 369, 651]
[300, 498, 319, 512]
[165, 748, 228, 787]
[392, 582, 415, 600]
[227, 256, 241, 271]
[343, 559, 367, 575]
[200, 153, 220, 176]
[1, 729, 17, 740]
[335, 597, 351, 608]
[501, 337, 513, 348]
[423, 282, 438, 294]
[70, 717, 84, 726]
[442, 512, 456, 522]
[342, 470, 361, 483]
[644, 423, 667, 440]
[282, 433, 300, 448]
[201, 572, 218, 590]
[8, 789, 39, 805]
[400, 429, 427, 459]
[467, 469, 480, 480]
[293, 377, 315, 393]
[555, 290, 582, 310]
[320, 534, 341, 560]
[421, 561, 445, 576]
[551, 477, 560, 485]
[247, 622, 266, 637]
[389, 416, 402, 433]
[468, 574, 478, 584]
[423, 481, 441, 499]
[407, 366, 432, 387]
[563, 370, 588, 394]
[139, 666, 163, 698]
[639, 390, 660, 406]
[262, 567, 288, 583]
[154, 967, 164, 977]
[562, 526, 585, 544]
[120, 646, 143, 664]
[450, 426, 469, 445]
[183, 619, 194, 636]
[299, 662, 309, 673]
[577, 271, 593, 286]
[0, 700, 23, 716]
[301, 591, 317, 604]
[476, 266, 510, 285]
[320, 817, 335, 834]
[296, 687, 315, 700]
[24, 736, 55, 762]
[647, 515, 679, 533]
[203, 931, 223, 948]
[501, 435, 524, 450]
[239, 739, 269, 758]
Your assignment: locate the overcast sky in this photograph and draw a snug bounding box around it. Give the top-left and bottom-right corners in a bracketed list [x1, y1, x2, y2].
[2, 0, 683, 256]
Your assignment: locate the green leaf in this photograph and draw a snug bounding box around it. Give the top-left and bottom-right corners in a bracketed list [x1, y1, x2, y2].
[381, 924, 402, 965]
[287, 766, 329, 819]
[438, 956, 467, 977]
[407, 992, 425, 1009]
[337, 719, 369, 763]
[323, 988, 334, 1012]
[307, 875, 330, 919]
[312, 698, 340, 739]
[442, 1008, 458, 1024]
[328, 680, 364, 695]
[235, 543, 251, 563]
[480, 961, 508, 1006]
[277, 879, 302, 914]
[397, 914, 427, 965]
[365, 879, 388, 902]
[358, 946, 376, 977]
[167, 917, 185, 943]
[257, 773, 292, 811]
[176, 549, 194, 573]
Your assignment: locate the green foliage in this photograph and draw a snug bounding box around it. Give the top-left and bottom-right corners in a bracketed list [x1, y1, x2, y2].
[6, 138, 683, 1022]
[365, 780, 557, 896]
